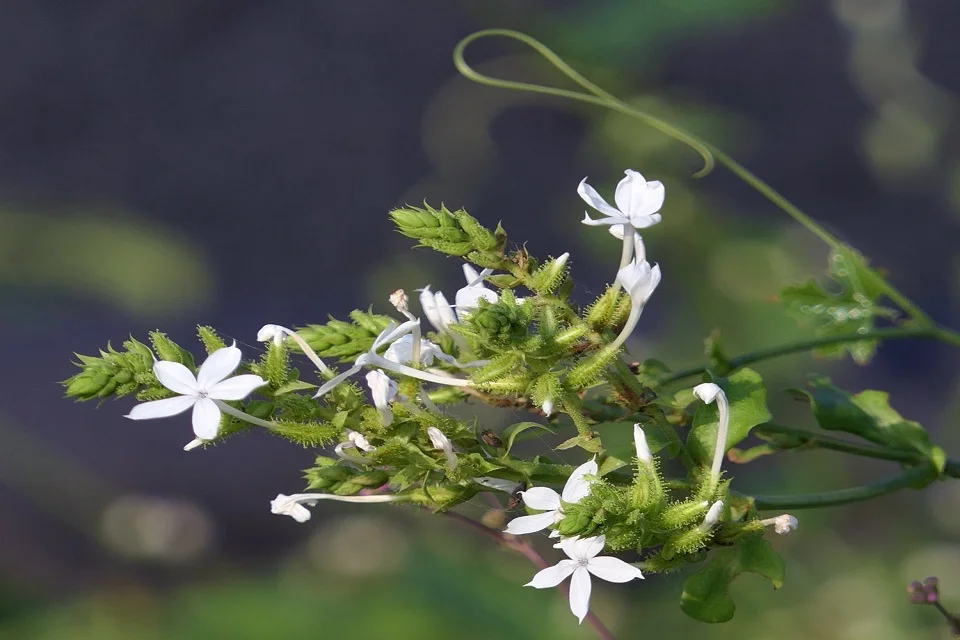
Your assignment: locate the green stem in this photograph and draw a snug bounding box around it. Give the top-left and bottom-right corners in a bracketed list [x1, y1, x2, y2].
[755, 423, 960, 476]
[453, 29, 936, 325]
[750, 465, 935, 510]
[661, 325, 939, 385]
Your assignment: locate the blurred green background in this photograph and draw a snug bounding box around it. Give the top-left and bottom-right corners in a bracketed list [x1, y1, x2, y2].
[1, 1, 959, 638]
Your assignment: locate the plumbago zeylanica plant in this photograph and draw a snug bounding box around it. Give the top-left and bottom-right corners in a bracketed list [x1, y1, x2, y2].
[63, 30, 960, 638]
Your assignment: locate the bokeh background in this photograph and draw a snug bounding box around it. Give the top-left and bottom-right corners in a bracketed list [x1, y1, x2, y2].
[1, 1, 959, 638]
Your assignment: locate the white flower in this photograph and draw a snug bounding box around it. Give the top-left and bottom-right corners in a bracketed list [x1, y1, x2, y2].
[383, 334, 457, 367]
[334, 428, 376, 459]
[419, 285, 458, 333]
[609, 225, 647, 265]
[542, 398, 555, 417]
[525, 535, 644, 624]
[763, 514, 798, 535]
[270, 492, 398, 523]
[692, 382, 730, 486]
[365, 370, 398, 426]
[633, 424, 652, 464]
[427, 427, 458, 469]
[504, 459, 597, 535]
[616, 257, 661, 308]
[455, 264, 497, 320]
[125, 343, 266, 440]
[579, 170, 665, 230]
[314, 319, 470, 398]
[257, 323, 332, 375]
[698, 500, 724, 533]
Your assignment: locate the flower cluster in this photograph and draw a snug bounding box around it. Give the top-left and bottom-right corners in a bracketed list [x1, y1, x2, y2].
[64, 168, 799, 629]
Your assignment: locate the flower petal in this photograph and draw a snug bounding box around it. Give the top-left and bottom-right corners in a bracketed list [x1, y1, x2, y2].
[462, 263, 482, 286]
[419, 287, 445, 333]
[153, 361, 199, 395]
[191, 397, 221, 440]
[196, 344, 242, 389]
[577, 178, 621, 217]
[587, 556, 645, 583]
[314, 365, 362, 398]
[504, 510, 559, 535]
[126, 395, 197, 420]
[613, 169, 648, 217]
[570, 535, 606, 560]
[561, 459, 598, 504]
[455, 284, 497, 321]
[581, 211, 628, 227]
[207, 374, 266, 400]
[525, 559, 576, 589]
[568, 567, 592, 624]
[519, 487, 561, 511]
[634, 180, 665, 219]
[434, 291, 458, 327]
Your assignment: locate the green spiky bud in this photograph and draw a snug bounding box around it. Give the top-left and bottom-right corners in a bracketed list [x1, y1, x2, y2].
[259, 341, 290, 388]
[567, 344, 622, 389]
[64, 337, 157, 401]
[528, 253, 570, 295]
[390, 203, 491, 256]
[453, 209, 498, 251]
[148, 331, 195, 366]
[470, 352, 524, 385]
[197, 326, 227, 354]
[297, 311, 392, 361]
[658, 500, 709, 530]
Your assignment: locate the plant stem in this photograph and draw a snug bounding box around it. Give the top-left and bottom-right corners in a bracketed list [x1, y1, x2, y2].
[750, 465, 935, 510]
[755, 423, 960, 476]
[661, 325, 939, 385]
[443, 510, 617, 640]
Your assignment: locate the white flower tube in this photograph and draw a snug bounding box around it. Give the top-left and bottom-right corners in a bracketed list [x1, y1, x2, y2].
[271, 492, 399, 522]
[692, 382, 729, 488]
[609, 257, 662, 351]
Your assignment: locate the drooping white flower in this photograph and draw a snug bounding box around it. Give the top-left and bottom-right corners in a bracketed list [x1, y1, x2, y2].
[257, 323, 332, 375]
[365, 370, 398, 426]
[608, 256, 662, 351]
[126, 343, 267, 440]
[698, 500, 724, 533]
[579, 170, 665, 230]
[633, 424, 652, 464]
[455, 264, 497, 321]
[762, 514, 798, 535]
[692, 382, 729, 487]
[270, 492, 398, 523]
[525, 535, 644, 624]
[504, 459, 597, 535]
[427, 426, 458, 469]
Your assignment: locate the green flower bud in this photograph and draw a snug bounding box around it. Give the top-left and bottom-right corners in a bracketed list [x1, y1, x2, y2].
[556, 510, 595, 537]
[567, 344, 621, 389]
[528, 253, 570, 295]
[658, 500, 709, 530]
[296, 312, 392, 361]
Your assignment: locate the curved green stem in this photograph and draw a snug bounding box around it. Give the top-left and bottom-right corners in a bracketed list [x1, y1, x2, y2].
[751, 465, 936, 511]
[661, 325, 941, 385]
[453, 29, 935, 325]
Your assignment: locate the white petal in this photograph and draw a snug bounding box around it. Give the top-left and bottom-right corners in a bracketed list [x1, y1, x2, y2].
[257, 324, 283, 343]
[633, 424, 652, 463]
[634, 181, 665, 220]
[613, 169, 649, 217]
[126, 395, 197, 420]
[561, 459, 598, 504]
[347, 429, 376, 452]
[568, 567, 592, 624]
[366, 370, 398, 408]
[524, 559, 576, 589]
[519, 487, 561, 511]
[577, 178, 621, 217]
[773, 514, 798, 535]
[587, 556, 645, 583]
[207, 374, 266, 400]
[196, 344, 242, 389]
[372, 319, 420, 350]
[419, 287, 445, 333]
[183, 438, 205, 451]
[455, 284, 498, 321]
[701, 500, 724, 530]
[581, 211, 629, 227]
[693, 382, 722, 404]
[631, 211, 662, 229]
[314, 365, 362, 398]
[191, 397, 221, 440]
[434, 291, 458, 327]
[565, 535, 605, 561]
[153, 361, 199, 395]
[270, 494, 313, 522]
[504, 511, 559, 535]
[461, 263, 482, 286]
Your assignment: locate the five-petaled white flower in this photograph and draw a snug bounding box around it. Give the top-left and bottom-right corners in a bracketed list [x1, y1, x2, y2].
[365, 370, 398, 426]
[126, 343, 266, 441]
[526, 535, 644, 624]
[579, 170, 665, 230]
[504, 459, 597, 535]
[271, 492, 398, 523]
[616, 257, 662, 309]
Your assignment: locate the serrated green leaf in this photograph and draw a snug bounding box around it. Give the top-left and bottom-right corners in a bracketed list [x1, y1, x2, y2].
[687, 368, 771, 466]
[680, 536, 784, 623]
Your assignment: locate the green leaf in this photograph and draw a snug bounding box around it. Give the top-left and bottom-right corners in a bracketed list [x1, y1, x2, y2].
[791, 375, 942, 469]
[779, 246, 897, 365]
[555, 434, 602, 453]
[680, 536, 784, 623]
[687, 368, 771, 466]
[500, 422, 553, 456]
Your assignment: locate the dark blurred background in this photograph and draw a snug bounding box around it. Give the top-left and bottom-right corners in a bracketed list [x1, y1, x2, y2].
[1, 1, 959, 638]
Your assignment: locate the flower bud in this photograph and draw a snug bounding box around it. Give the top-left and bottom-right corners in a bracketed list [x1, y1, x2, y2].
[658, 500, 710, 530]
